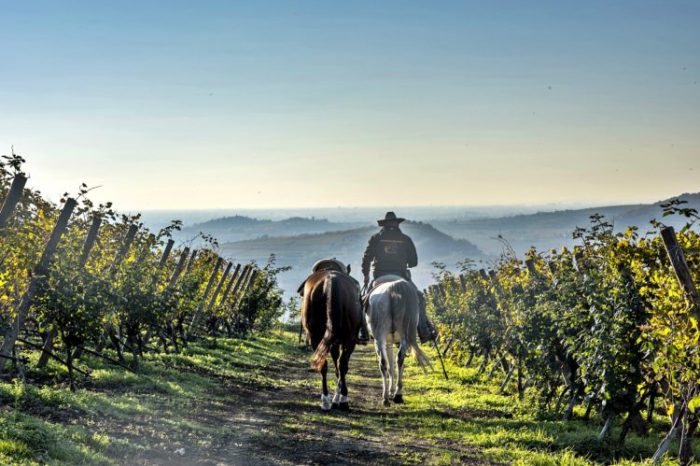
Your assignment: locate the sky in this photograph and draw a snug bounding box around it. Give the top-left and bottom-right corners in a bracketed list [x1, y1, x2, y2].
[1, 1, 699, 210]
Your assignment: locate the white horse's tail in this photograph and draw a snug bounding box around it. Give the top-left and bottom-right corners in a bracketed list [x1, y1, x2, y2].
[409, 337, 432, 372]
[391, 281, 432, 372]
[407, 326, 432, 373]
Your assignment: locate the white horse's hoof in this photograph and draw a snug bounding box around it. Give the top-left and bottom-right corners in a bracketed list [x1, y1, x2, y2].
[393, 394, 404, 404]
[382, 399, 391, 408]
[321, 394, 332, 411]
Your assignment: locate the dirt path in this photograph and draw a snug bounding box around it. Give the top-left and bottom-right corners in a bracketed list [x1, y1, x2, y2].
[117, 337, 494, 466]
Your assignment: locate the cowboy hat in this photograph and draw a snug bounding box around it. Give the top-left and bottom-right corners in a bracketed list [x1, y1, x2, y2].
[377, 211, 405, 226]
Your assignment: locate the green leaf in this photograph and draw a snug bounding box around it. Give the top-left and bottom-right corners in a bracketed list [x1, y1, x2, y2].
[688, 396, 700, 413]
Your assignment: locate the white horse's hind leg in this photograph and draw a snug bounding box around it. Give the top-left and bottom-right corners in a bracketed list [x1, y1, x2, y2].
[375, 338, 391, 407]
[386, 339, 395, 401]
[394, 339, 408, 404]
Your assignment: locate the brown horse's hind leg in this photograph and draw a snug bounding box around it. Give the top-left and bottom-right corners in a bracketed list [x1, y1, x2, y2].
[330, 345, 341, 408]
[320, 360, 332, 411]
[336, 344, 354, 411]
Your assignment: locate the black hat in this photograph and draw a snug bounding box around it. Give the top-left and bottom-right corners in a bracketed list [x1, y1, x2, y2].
[377, 211, 405, 226]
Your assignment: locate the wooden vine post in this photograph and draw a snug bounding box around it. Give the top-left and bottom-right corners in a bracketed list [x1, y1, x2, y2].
[245, 269, 259, 293]
[660, 226, 700, 319]
[525, 258, 538, 278]
[78, 216, 102, 267]
[235, 267, 257, 305]
[167, 247, 191, 291]
[172, 248, 200, 348]
[220, 264, 245, 335]
[97, 223, 139, 361]
[184, 249, 199, 274]
[654, 226, 700, 465]
[141, 239, 177, 347]
[219, 264, 242, 306]
[189, 256, 223, 332]
[207, 261, 233, 312]
[228, 266, 257, 331]
[158, 239, 175, 269]
[149, 238, 176, 288]
[110, 224, 139, 273]
[0, 174, 27, 232]
[229, 265, 251, 307]
[37, 215, 103, 368]
[0, 198, 77, 372]
[229, 265, 253, 310]
[235, 268, 259, 311]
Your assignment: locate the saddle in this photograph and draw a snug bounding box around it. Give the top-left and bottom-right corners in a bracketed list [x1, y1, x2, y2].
[312, 258, 348, 274]
[296, 258, 358, 296]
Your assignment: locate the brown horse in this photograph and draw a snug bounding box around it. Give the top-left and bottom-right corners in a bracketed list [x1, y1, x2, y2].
[301, 269, 362, 411]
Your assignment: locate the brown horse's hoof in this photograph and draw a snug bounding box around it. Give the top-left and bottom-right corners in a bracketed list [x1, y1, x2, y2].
[382, 399, 391, 408]
[393, 394, 404, 404]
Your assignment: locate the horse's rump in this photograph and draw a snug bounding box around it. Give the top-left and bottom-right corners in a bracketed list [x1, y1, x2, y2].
[301, 271, 361, 370]
[369, 277, 431, 370]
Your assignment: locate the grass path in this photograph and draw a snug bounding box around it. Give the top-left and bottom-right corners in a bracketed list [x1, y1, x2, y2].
[0, 330, 692, 465]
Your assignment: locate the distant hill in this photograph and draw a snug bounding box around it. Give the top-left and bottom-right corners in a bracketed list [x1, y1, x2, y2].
[171, 192, 699, 297]
[431, 192, 700, 256]
[177, 215, 367, 243]
[218, 221, 487, 298]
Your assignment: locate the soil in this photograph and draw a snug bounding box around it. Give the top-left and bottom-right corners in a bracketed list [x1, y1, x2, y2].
[105, 342, 497, 466]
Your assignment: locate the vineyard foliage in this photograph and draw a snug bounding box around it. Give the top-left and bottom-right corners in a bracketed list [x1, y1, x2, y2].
[1, 155, 286, 387]
[427, 206, 700, 459]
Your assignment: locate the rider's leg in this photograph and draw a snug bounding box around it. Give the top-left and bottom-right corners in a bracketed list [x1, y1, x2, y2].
[357, 307, 370, 344]
[417, 291, 438, 344]
[358, 272, 388, 343]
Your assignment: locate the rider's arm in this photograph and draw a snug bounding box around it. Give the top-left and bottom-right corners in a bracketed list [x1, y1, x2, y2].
[361, 235, 377, 280]
[405, 236, 418, 268]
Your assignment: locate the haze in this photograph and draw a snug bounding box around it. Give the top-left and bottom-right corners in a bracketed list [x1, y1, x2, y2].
[1, 1, 698, 210]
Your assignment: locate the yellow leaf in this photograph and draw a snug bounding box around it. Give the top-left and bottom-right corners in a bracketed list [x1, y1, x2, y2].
[689, 396, 700, 413]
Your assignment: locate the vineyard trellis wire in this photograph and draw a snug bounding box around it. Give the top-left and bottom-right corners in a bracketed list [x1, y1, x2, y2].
[426, 205, 700, 465]
[0, 154, 286, 390]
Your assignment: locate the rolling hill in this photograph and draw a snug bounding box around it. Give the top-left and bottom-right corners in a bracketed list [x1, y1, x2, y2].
[431, 192, 700, 256]
[218, 221, 487, 298]
[170, 192, 699, 297]
[177, 215, 367, 243]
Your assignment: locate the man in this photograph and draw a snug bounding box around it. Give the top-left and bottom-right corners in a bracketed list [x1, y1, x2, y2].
[358, 212, 437, 344]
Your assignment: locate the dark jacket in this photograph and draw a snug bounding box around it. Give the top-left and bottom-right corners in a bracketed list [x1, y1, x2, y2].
[361, 226, 418, 278]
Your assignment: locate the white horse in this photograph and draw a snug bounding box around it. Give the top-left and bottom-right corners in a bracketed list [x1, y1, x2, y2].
[367, 275, 431, 407]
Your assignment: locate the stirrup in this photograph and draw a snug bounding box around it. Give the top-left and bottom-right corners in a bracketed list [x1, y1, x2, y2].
[357, 329, 370, 345]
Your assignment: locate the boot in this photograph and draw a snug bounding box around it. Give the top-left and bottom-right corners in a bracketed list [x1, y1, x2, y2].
[418, 319, 438, 344]
[357, 310, 370, 345]
[417, 292, 438, 344]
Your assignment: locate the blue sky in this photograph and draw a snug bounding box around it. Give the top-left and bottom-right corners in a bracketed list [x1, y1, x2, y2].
[1, 1, 698, 209]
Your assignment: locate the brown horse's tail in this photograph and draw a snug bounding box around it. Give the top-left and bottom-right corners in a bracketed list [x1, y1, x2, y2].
[311, 274, 342, 370]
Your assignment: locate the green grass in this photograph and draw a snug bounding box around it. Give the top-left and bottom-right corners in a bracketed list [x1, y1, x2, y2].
[0, 331, 693, 465]
[352, 351, 687, 465]
[0, 334, 293, 465]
